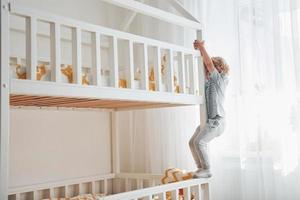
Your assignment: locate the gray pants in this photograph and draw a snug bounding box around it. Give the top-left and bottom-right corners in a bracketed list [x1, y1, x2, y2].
[189, 116, 225, 170]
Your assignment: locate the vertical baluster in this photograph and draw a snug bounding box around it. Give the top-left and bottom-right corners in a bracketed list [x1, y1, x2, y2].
[92, 32, 101, 86]
[25, 16, 37, 80]
[128, 40, 134, 89]
[178, 51, 186, 93]
[171, 189, 179, 200]
[184, 187, 191, 200]
[137, 179, 143, 189]
[111, 36, 119, 87]
[72, 27, 82, 84]
[15, 193, 20, 200]
[167, 49, 174, 92]
[125, 178, 129, 192]
[202, 183, 210, 200]
[65, 186, 69, 198]
[162, 192, 167, 200]
[195, 184, 201, 200]
[198, 55, 205, 96]
[78, 183, 83, 195]
[91, 182, 96, 194]
[142, 43, 149, 90]
[104, 179, 108, 195]
[33, 191, 38, 200]
[154, 46, 162, 91]
[50, 22, 61, 82]
[49, 188, 55, 199]
[188, 55, 196, 94]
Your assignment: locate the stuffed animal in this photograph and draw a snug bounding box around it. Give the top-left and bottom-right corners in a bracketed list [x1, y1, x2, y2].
[161, 168, 194, 200]
[82, 73, 90, 85]
[36, 64, 47, 81]
[16, 64, 27, 79]
[119, 79, 127, 88]
[61, 65, 73, 83]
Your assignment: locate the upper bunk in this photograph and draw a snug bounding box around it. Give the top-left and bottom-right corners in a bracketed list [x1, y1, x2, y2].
[8, 1, 205, 110]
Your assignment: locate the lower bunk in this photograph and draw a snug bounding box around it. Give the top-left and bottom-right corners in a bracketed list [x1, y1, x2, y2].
[8, 173, 210, 200]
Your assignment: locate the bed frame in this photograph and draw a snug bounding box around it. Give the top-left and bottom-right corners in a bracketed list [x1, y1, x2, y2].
[0, 0, 209, 199]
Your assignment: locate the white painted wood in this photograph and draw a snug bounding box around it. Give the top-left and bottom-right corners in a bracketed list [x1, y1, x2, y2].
[125, 178, 130, 192]
[165, 0, 200, 22]
[111, 112, 120, 173]
[10, 4, 200, 56]
[111, 36, 119, 87]
[33, 191, 38, 200]
[15, 193, 21, 200]
[136, 179, 143, 189]
[0, 1, 10, 199]
[128, 40, 134, 89]
[11, 80, 203, 105]
[198, 56, 205, 96]
[201, 183, 210, 200]
[50, 22, 61, 82]
[49, 188, 55, 198]
[8, 174, 115, 195]
[25, 16, 37, 80]
[167, 50, 175, 92]
[72, 27, 82, 84]
[103, 179, 108, 195]
[99, 0, 202, 30]
[188, 55, 196, 94]
[162, 192, 167, 200]
[91, 182, 96, 194]
[91, 32, 101, 86]
[154, 47, 162, 91]
[65, 186, 70, 198]
[195, 184, 201, 200]
[178, 52, 186, 93]
[183, 187, 191, 200]
[171, 189, 179, 200]
[142, 43, 149, 90]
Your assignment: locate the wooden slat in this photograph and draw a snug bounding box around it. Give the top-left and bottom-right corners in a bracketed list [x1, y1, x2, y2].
[178, 52, 186, 93]
[142, 43, 149, 90]
[111, 36, 119, 87]
[189, 55, 196, 95]
[128, 40, 134, 89]
[92, 32, 101, 86]
[154, 47, 162, 91]
[50, 22, 61, 82]
[72, 27, 82, 84]
[167, 49, 174, 92]
[26, 16, 37, 80]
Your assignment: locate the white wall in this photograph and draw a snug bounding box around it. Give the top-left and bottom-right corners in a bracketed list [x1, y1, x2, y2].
[9, 108, 111, 188]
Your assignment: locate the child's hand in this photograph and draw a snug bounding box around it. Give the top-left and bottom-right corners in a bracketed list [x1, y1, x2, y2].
[194, 40, 205, 50]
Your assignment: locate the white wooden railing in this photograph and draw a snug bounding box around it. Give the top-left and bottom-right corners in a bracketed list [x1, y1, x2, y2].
[8, 173, 210, 200]
[9, 3, 203, 95]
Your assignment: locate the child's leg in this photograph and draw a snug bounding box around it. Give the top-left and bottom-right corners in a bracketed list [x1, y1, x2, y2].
[189, 125, 203, 169]
[194, 118, 225, 170]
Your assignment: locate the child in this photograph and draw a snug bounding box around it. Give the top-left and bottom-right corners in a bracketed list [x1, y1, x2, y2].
[189, 40, 229, 178]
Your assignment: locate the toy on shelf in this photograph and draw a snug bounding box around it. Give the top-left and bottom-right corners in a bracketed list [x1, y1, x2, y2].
[161, 168, 194, 200]
[149, 66, 156, 91]
[161, 54, 167, 76]
[16, 64, 26, 79]
[36, 64, 47, 81]
[61, 64, 73, 83]
[82, 73, 90, 85]
[119, 79, 127, 88]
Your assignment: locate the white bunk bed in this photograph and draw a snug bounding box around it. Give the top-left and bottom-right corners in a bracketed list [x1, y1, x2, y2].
[0, 0, 209, 200]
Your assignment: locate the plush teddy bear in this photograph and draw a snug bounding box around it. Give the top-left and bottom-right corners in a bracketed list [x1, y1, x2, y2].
[161, 168, 194, 200]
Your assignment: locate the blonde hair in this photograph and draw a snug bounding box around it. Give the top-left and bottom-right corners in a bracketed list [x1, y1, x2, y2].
[211, 57, 229, 75]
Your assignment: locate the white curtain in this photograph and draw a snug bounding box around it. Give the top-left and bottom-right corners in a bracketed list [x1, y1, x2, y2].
[118, 0, 300, 199]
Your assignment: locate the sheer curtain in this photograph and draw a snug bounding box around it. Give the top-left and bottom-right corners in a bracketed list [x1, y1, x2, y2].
[118, 0, 300, 199]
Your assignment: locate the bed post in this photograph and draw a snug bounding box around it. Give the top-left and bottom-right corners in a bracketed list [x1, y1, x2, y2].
[197, 29, 210, 200]
[0, 0, 10, 199]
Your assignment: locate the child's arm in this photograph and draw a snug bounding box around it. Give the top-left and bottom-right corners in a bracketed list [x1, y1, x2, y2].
[194, 40, 215, 73]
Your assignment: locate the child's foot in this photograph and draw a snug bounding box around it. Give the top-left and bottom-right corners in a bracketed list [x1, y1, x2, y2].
[193, 169, 212, 178]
